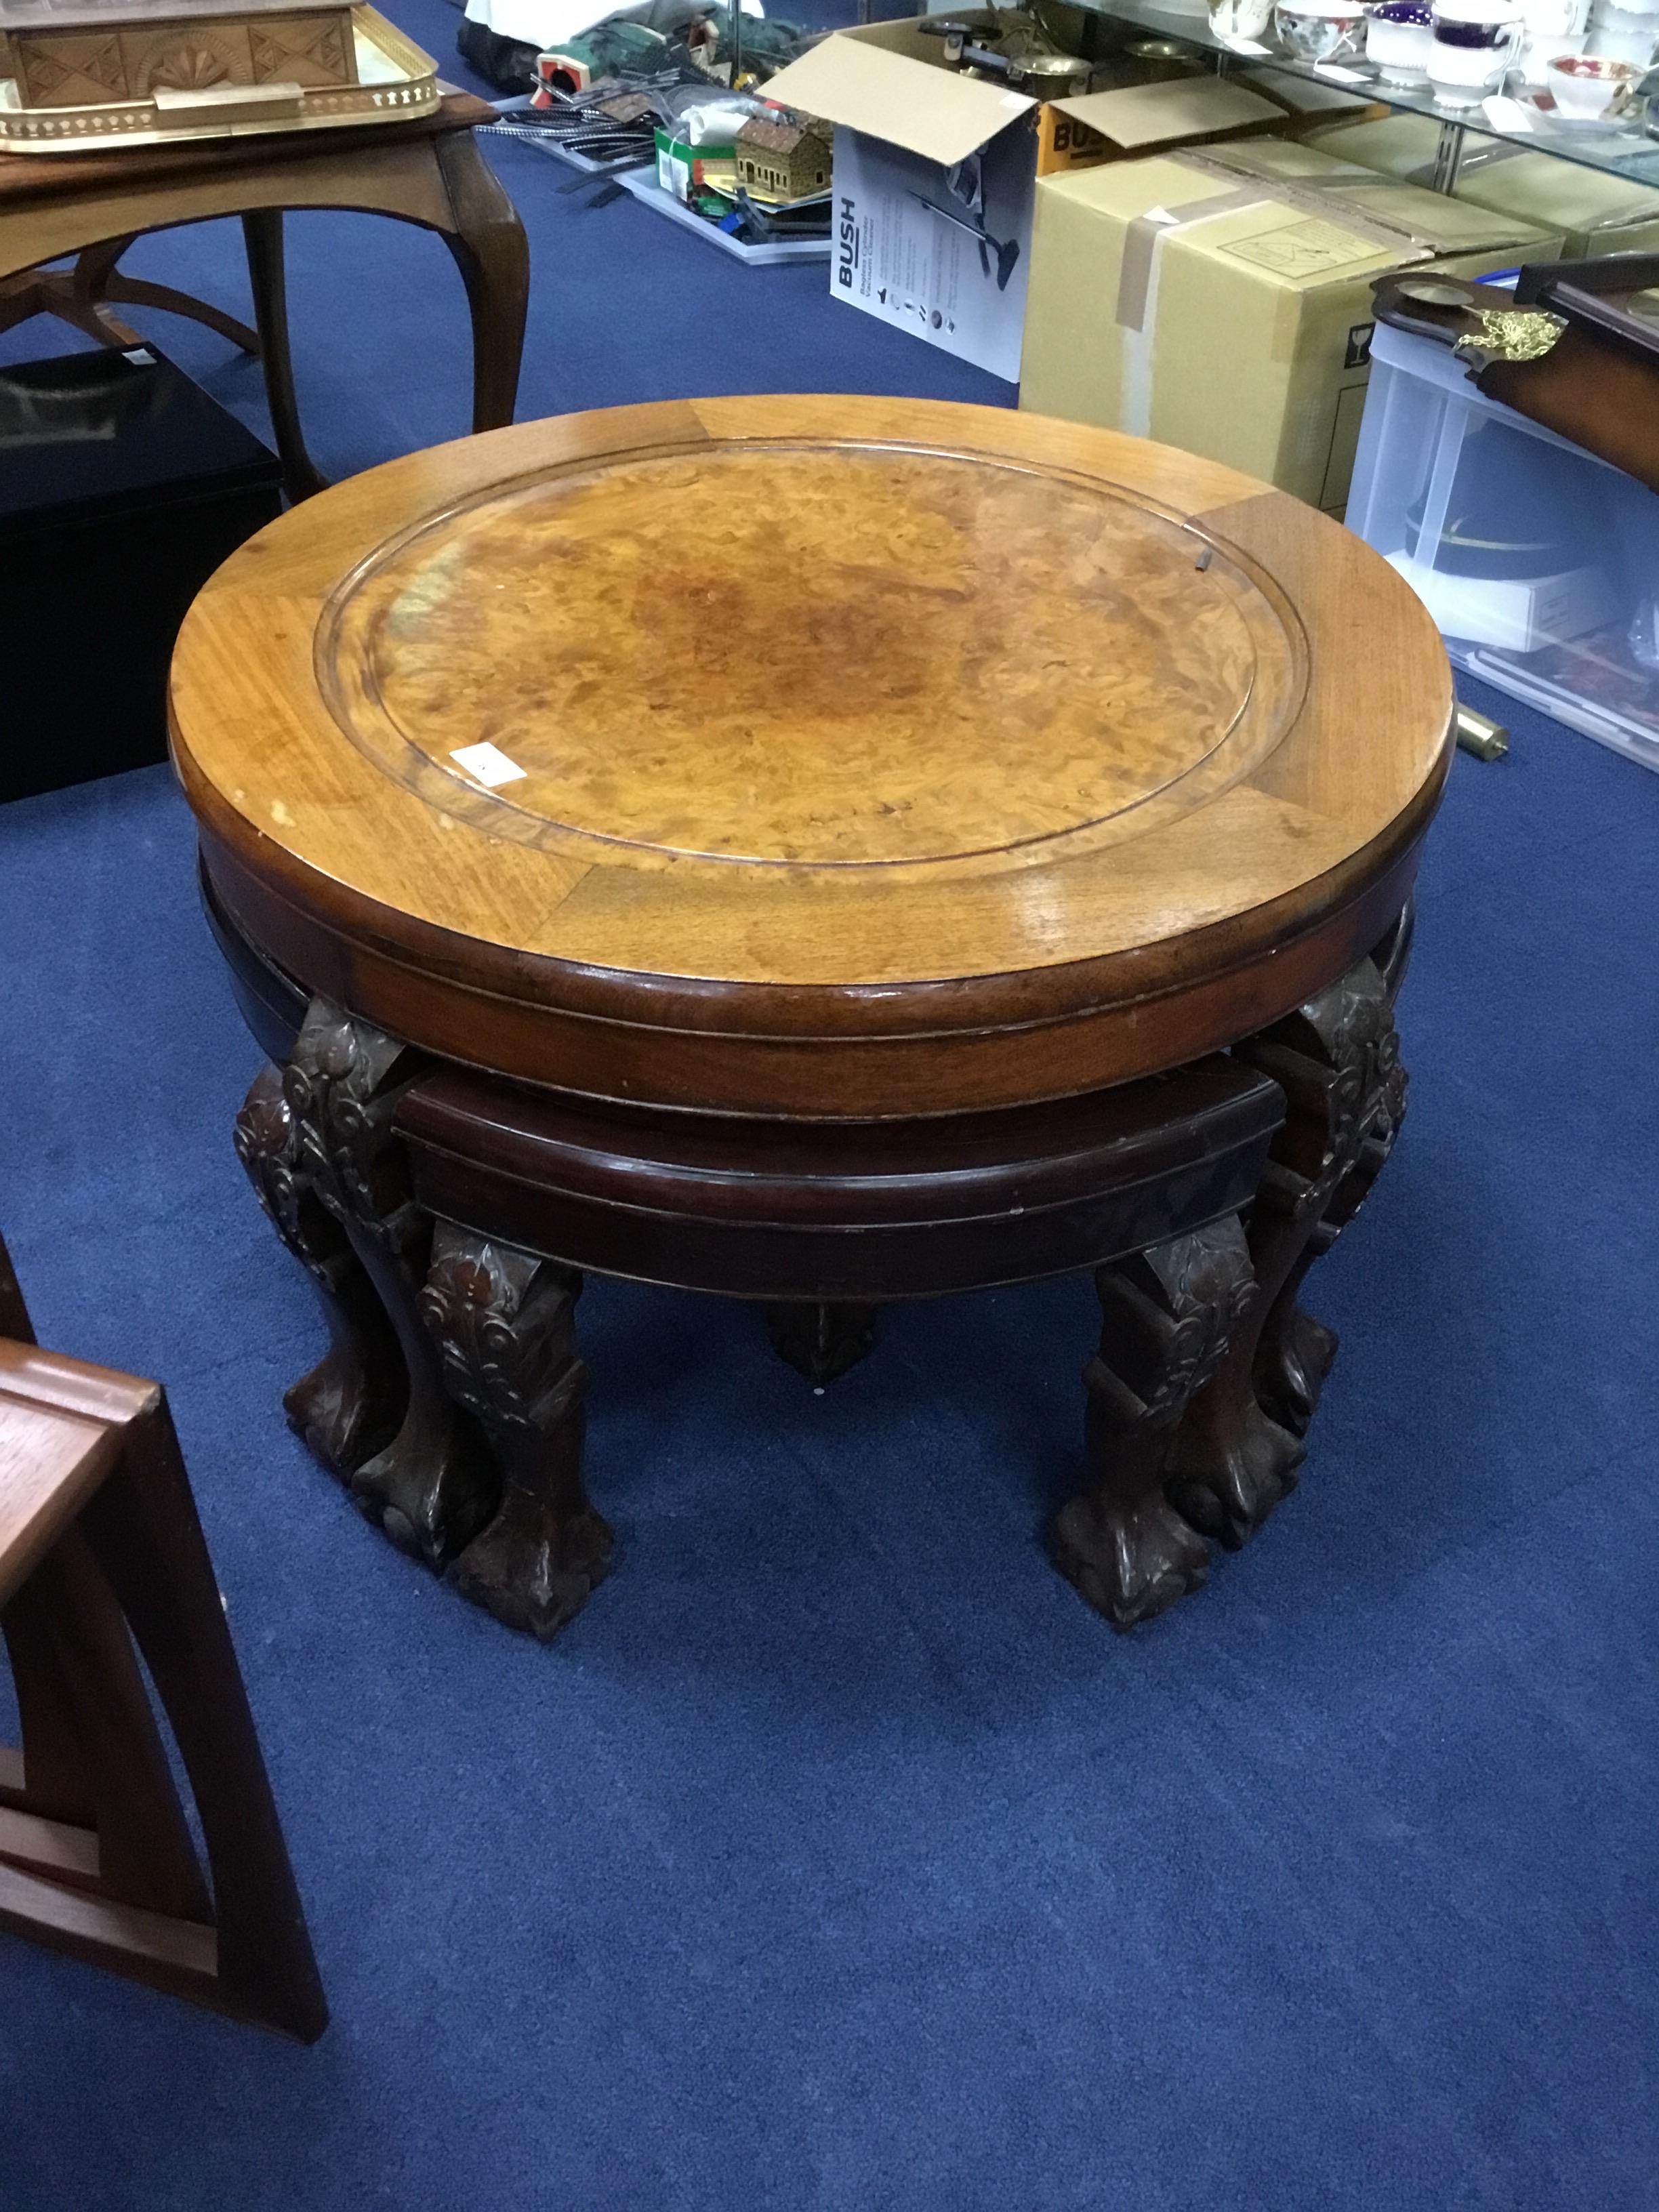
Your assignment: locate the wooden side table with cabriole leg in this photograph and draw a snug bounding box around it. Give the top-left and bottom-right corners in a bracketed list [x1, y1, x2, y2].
[169, 396, 1454, 1639]
[0, 92, 527, 502]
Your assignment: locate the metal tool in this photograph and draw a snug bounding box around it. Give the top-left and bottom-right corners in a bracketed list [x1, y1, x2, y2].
[1454, 701, 1509, 760]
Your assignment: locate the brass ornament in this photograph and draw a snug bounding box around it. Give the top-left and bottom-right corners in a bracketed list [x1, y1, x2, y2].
[1453, 307, 1568, 370]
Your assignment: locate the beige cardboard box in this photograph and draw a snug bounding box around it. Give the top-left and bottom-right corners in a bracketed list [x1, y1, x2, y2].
[760, 18, 1286, 381]
[1306, 114, 1659, 258]
[1019, 140, 1559, 512]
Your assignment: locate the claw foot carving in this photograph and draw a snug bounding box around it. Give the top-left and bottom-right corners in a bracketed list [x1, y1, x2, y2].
[1051, 1217, 1255, 1631]
[420, 1225, 613, 1641]
[237, 1001, 497, 1567]
[1052, 1490, 1211, 1629]
[234, 1061, 405, 1476]
[1164, 1405, 1305, 1551]
[1254, 1294, 1339, 1443]
[1166, 954, 1408, 1543]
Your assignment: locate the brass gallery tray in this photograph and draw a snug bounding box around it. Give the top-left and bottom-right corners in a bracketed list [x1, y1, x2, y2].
[0, 1, 436, 152]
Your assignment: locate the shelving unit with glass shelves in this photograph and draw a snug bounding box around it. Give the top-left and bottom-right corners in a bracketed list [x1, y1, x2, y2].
[1058, 0, 1659, 190]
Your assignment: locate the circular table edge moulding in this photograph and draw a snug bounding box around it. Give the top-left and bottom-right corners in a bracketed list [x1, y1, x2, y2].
[169, 397, 1456, 1111]
[189, 756, 1448, 1121]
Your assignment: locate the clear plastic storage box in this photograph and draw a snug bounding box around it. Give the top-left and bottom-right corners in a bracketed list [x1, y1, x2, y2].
[1347, 318, 1659, 774]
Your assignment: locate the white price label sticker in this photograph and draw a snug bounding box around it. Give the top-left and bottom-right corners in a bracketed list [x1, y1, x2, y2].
[1482, 94, 1536, 131]
[450, 741, 528, 787]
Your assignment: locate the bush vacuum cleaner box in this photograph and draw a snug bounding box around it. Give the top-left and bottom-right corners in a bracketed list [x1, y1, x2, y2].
[760, 16, 1286, 382]
[1305, 114, 1659, 260]
[1020, 139, 1559, 512]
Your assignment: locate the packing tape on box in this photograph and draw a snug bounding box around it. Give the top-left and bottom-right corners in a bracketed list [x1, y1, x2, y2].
[1179, 145, 1557, 253]
[1117, 188, 1274, 334]
[1385, 138, 1659, 238]
[1174, 148, 1469, 243]
[1113, 156, 1443, 439]
[1115, 155, 1446, 335]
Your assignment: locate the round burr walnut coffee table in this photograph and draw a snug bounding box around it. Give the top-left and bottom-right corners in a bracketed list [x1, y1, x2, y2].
[168, 395, 1453, 1640]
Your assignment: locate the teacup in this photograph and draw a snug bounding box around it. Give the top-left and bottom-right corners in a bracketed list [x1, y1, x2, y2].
[1546, 47, 1645, 104]
[1368, 0, 1435, 79]
[1208, 0, 1275, 44]
[1274, 0, 1368, 60]
[1430, 0, 1525, 103]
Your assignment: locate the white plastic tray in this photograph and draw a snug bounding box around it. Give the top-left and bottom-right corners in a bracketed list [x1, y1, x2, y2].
[613, 164, 829, 264]
[1349, 318, 1659, 777]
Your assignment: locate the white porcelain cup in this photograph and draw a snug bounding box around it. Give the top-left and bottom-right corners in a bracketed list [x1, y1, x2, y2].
[1274, 0, 1368, 60]
[1546, 48, 1644, 103]
[1368, 1, 1435, 79]
[1209, 0, 1276, 42]
[1518, 0, 1588, 73]
[1430, 0, 1526, 103]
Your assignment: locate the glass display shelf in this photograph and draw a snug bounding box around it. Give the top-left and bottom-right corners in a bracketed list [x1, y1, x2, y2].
[1068, 0, 1659, 188]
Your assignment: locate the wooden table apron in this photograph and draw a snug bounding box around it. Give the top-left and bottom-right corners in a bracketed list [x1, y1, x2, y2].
[171, 395, 1455, 1638]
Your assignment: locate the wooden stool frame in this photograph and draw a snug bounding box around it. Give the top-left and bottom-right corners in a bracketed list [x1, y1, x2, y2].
[0, 1242, 326, 2041]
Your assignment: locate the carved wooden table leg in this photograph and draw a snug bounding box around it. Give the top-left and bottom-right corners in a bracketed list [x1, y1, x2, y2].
[1254, 914, 1412, 1439]
[419, 1227, 612, 1640]
[235, 1000, 497, 1567]
[1163, 958, 1406, 1549]
[1254, 1111, 1402, 1441]
[1050, 1217, 1256, 1631]
[765, 1302, 879, 1387]
[235, 1061, 405, 1477]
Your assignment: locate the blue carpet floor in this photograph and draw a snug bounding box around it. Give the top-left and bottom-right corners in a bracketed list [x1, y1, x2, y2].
[3, 20, 1658, 2205]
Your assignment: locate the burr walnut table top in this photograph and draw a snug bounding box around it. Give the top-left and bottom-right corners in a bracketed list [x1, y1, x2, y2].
[169, 395, 1454, 1118]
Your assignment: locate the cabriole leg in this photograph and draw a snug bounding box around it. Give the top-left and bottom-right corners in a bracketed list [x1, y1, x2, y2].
[235, 1000, 497, 1568]
[421, 1227, 613, 1641]
[1164, 957, 1407, 1546]
[1051, 1216, 1255, 1631]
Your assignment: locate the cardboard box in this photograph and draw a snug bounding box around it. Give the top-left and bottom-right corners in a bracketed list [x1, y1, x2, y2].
[655, 125, 737, 204]
[1019, 140, 1559, 513]
[760, 16, 1287, 382]
[1305, 114, 1659, 260]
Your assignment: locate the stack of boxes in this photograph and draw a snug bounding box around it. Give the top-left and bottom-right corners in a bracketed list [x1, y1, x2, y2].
[761, 16, 1292, 384]
[1019, 138, 1557, 514]
[766, 17, 1602, 515]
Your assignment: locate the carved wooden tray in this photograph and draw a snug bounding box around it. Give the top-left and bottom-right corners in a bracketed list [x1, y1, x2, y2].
[0, 2, 434, 151]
